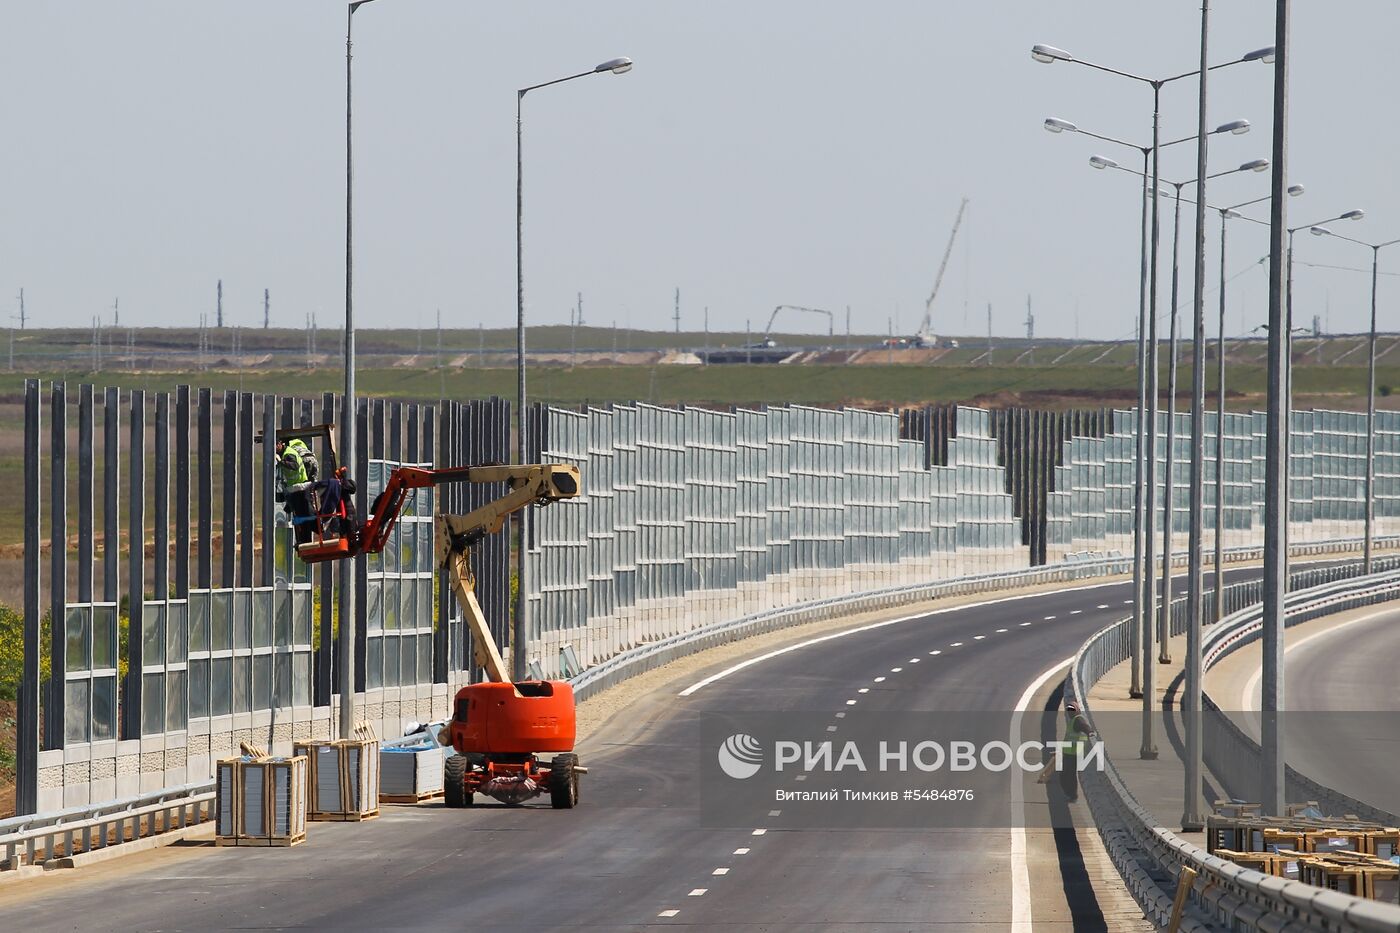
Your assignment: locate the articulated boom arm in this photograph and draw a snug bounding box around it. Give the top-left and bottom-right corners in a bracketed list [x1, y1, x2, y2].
[360, 462, 581, 683]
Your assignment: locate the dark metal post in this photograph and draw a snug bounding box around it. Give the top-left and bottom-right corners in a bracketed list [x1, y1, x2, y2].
[155, 394, 170, 597]
[46, 383, 67, 750]
[124, 390, 146, 740]
[79, 384, 94, 604]
[18, 379, 41, 814]
[222, 390, 236, 587]
[104, 387, 120, 603]
[238, 393, 254, 587]
[174, 383, 190, 596]
[1261, 0, 1291, 816]
[1183, 0, 1210, 831]
[197, 388, 212, 588]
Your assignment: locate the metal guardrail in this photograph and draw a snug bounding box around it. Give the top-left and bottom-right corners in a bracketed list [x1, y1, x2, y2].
[1, 783, 215, 872]
[4, 533, 1392, 879]
[1071, 565, 1400, 931]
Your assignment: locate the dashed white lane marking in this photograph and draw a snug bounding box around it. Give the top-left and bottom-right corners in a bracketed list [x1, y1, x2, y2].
[1044, 615, 1056, 620]
[826, 725, 838, 732]
[752, 829, 767, 836]
[713, 868, 730, 876]
[846, 699, 857, 706]
[795, 773, 808, 781]
[858, 687, 869, 693]
[734, 847, 750, 855]
[1019, 622, 1033, 627]
[659, 909, 680, 918]
[890, 666, 903, 672]
[973, 635, 986, 640]
[1123, 599, 1133, 605]
[873, 676, 886, 682]
[769, 810, 782, 817]
[909, 657, 920, 663]
[950, 641, 964, 647]
[1069, 609, 1082, 615]
[996, 628, 1008, 633]
[689, 889, 707, 897]
[835, 712, 846, 718]
[929, 649, 942, 655]
[677, 576, 1132, 695]
[1097, 604, 1111, 610]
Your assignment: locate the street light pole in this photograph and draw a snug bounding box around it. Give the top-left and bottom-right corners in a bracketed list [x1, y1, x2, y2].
[514, 56, 633, 682]
[1046, 114, 1250, 713]
[1309, 229, 1400, 574]
[342, 0, 379, 741]
[1184, 0, 1211, 831]
[1033, 41, 1269, 759]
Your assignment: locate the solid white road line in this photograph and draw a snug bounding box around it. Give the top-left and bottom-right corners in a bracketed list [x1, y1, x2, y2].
[677, 577, 1132, 695]
[1238, 606, 1396, 711]
[1010, 654, 1075, 933]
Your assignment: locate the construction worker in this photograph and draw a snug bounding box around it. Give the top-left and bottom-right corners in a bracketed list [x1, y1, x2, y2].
[1059, 702, 1094, 803]
[275, 438, 319, 544]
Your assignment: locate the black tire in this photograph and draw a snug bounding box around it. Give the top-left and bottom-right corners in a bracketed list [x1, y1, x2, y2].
[444, 754, 473, 808]
[549, 754, 580, 809]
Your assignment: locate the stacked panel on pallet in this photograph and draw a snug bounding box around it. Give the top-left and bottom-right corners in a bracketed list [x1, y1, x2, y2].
[380, 742, 445, 803]
[295, 739, 380, 822]
[214, 754, 307, 847]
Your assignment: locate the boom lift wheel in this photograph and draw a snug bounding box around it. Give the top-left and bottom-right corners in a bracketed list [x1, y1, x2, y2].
[549, 754, 580, 809]
[444, 753, 474, 808]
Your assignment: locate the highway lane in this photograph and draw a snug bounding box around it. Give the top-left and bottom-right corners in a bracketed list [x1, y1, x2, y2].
[1215, 601, 1400, 819]
[1, 564, 1285, 931]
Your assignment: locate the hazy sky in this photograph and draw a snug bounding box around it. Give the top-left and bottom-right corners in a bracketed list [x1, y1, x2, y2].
[4, 2, 1398, 340]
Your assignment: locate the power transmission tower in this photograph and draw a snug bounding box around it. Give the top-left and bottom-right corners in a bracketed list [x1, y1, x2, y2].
[673, 288, 681, 334]
[16, 288, 25, 329]
[576, 291, 584, 326]
[436, 308, 443, 369]
[113, 297, 119, 327]
[216, 279, 223, 328]
[1024, 295, 1034, 365]
[264, 288, 270, 329]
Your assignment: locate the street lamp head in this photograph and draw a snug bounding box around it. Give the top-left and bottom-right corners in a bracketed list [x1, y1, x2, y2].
[595, 57, 633, 74]
[1223, 209, 1243, 220]
[1089, 154, 1118, 170]
[1287, 184, 1305, 197]
[1031, 44, 1072, 64]
[1215, 119, 1251, 135]
[1243, 46, 1276, 63]
[1310, 226, 1332, 237]
[1240, 159, 1270, 172]
[1044, 117, 1077, 134]
[1342, 209, 1365, 221]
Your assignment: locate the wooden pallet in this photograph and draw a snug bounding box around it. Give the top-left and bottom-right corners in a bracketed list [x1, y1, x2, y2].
[216, 832, 306, 848]
[380, 790, 443, 805]
[308, 808, 380, 823]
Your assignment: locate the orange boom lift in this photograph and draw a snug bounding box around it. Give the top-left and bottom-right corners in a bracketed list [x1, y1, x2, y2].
[264, 424, 585, 808]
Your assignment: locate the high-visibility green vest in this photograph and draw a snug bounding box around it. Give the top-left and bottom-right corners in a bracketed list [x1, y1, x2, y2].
[1064, 713, 1090, 758]
[280, 439, 311, 486]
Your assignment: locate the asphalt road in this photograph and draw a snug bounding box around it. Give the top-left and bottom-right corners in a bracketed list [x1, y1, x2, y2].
[2, 565, 1284, 932]
[1219, 602, 1400, 819]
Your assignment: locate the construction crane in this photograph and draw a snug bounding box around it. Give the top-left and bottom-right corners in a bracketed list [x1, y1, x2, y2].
[759, 304, 835, 346]
[259, 423, 586, 809]
[912, 197, 969, 349]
